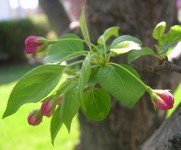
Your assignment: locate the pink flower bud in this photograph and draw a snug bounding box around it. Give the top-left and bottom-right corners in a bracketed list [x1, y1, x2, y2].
[152, 90, 174, 110]
[27, 110, 42, 126]
[41, 99, 56, 117]
[24, 36, 44, 54]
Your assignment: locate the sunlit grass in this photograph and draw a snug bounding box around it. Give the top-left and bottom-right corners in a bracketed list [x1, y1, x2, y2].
[0, 64, 79, 150]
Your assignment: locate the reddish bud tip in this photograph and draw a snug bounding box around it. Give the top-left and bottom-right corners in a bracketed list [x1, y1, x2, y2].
[27, 110, 42, 126]
[41, 99, 56, 117]
[153, 90, 174, 110]
[57, 96, 63, 105]
[24, 36, 44, 54]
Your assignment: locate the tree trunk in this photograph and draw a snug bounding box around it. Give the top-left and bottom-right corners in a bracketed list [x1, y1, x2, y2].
[39, 0, 71, 36]
[77, 0, 177, 150]
[141, 104, 181, 150]
[38, 0, 179, 150]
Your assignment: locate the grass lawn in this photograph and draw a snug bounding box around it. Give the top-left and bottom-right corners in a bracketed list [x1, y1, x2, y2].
[0, 64, 80, 150]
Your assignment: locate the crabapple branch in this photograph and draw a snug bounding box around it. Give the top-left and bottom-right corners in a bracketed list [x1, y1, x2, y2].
[132, 61, 181, 74]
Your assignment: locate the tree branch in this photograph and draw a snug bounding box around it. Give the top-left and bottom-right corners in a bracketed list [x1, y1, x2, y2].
[132, 61, 181, 74]
[141, 104, 181, 150]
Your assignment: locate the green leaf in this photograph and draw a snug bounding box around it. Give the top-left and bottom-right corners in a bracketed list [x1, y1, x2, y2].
[110, 41, 141, 55]
[79, 8, 91, 49]
[78, 55, 91, 110]
[50, 106, 62, 145]
[88, 67, 99, 85]
[158, 42, 171, 55]
[3, 64, 65, 118]
[44, 34, 84, 63]
[97, 65, 145, 108]
[128, 47, 155, 64]
[165, 25, 181, 43]
[57, 76, 77, 94]
[111, 35, 142, 48]
[60, 82, 80, 132]
[81, 88, 111, 121]
[152, 21, 166, 40]
[120, 64, 140, 78]
[97, 26, 119, 45]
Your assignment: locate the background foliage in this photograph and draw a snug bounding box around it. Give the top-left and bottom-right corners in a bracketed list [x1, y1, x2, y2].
[0, 18, 49, 62]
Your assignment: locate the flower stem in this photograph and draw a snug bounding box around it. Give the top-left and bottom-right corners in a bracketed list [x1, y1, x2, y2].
[67, 60, 84, 68]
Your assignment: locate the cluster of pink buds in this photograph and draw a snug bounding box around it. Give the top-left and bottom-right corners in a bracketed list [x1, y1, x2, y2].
[27, 96, 63, 126]
[151, 89, 174, 110]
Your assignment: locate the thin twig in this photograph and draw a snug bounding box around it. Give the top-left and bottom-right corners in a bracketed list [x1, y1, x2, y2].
[132, 61, 181, 74]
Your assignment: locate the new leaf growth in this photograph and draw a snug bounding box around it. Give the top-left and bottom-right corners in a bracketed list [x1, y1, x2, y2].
[3, 9, 179, 144]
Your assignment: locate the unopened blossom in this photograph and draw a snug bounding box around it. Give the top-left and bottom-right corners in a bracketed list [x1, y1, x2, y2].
[24, 36, 44, 54]
[41, 99, 56, 117]
[27, 109, 42, 126]
[152, 90, 174, 110]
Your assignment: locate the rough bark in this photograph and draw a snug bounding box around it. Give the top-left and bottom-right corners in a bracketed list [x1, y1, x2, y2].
[141, 104, 181, 150]
[87, 0, 176, 45]
[77, 0, 178, 150]
[39, 0, 71, 36]
[38, 0, 180, 150]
